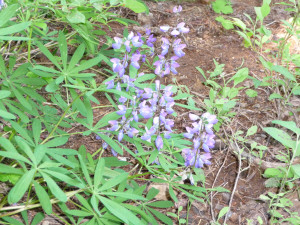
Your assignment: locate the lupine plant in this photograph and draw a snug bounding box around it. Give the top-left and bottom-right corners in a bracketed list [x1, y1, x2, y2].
[0, 3, 218, 225]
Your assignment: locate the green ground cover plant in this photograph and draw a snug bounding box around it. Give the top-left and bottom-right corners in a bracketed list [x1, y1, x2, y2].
[0, 0, 299, 224]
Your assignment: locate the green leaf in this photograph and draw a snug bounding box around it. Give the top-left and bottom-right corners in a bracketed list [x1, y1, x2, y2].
[0, 4, 19, 27]
[124, 0, 148, 13]
[272, 120, 300, 135]
[36, 41, 62, 71]
[269, 93, 283, 100]
[32, 119, 42, 145]
[0, 151, 32, 165]
[212, 0, 233, 14]
[0, 109, 16, 120]
[11, 88, 32, 110]
[228, 67, 249, 86]
[0, 90, 11, 99]
[33, 180, 52, 214]
[58, 31, 68, 69]
[0, 22, 31, 36]
[40, 172, 68, 202]
[147, 207, 173, 225]
[263, 127, 296, 149]
[44, 136, 69, 147]
[15, 136, 36, 165]
[65, 210, 93, 217]
[97, 133, 123, 155]
[98, 196, 142, 224]
[8, 169, 35, 204]
[0, 163, 23, 175]
[98, 172, 128, 192]
[215, 16, 234, 30]
[67, 10, 86, 24]
[246, 125, 258, 136]
[68, 43, 85, 71]
[272, 65, 296, 82]
[245, 89, 258, 98]
[78, 154, 93, 187]
[103, 192, 146, 200]
[94, 158, 105, 188]
[291, 164, 300, 178]
[31, 212, 45, 225]
[217, 206, 229, 220]
[2, 217, 24, 225]
[147, 201, 174, 208]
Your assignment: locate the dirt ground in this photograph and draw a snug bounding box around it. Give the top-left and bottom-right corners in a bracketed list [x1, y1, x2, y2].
[34, 0, 299, 224]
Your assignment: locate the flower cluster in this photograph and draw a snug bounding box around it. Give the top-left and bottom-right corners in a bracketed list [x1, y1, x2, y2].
[152, 11, 189, 77]
[0, 0, 4, 10]
[182, 113, 218, 168]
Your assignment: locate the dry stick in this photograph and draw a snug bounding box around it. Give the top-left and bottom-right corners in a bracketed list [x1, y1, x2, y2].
[210, 146, 230, 222]
[223, 139, 243, 225]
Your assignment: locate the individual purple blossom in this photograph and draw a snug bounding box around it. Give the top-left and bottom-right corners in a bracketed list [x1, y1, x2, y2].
[112, 37, 123, 49]
[131, 52, 141, 69]
[141, 126, 156, 142]
[109, 120, 119, 131]
[117, 105, 127, 115]
[173, 5, 182, 13]
[146, 34, 156, 48]
[171, 22, 189, 36]
[173, 39, 186, 58]
[128, 127, 139, 138]
[160, 25, 171, 33]
[118, 130, 124, 141]
[183, 149, 211, 168]
[139, 101, 153, 119]
[119, 96, 127, 103]
[169, 56, 180, 74]
[161, 38, 170, 56]
[105, 80, 114, 89]
[155, 136, 163, 151]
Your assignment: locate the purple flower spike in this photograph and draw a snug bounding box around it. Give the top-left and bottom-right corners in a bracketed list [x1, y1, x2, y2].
[139, 104, 153, 119]
[155, 136, 163, 151]
[109, 120, 119, 131]
[112, 37, 123, 49]
[117, 105, 127, 115]
[173, 5, 182, 13]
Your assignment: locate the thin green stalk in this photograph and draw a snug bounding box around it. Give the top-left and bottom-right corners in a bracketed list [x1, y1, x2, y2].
[41, 93, 84, 144]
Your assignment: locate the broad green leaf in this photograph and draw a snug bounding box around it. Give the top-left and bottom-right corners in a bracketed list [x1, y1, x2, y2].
[41, 172, 68, 202]
[65, 210, 93, 217]
[67, 10, 86, 24]
[42, 169, 84, 188]
[269, 93, 283, 100]
[1, 217, 23, 225]
[0, 137, 17, 152]
[0, 90, 11, 99]
[10, 121, 33, 145]
[147, 207, 173, 225]
[0, 151, 32, 165]
[33, 180, 52, 214]
[78, 154, 92, 187]
[168, 185, 178, 202]
[68, 43, 85, 71]
[147, 201, 174, 208]
[76, 194, 93, 211]
[217, 206, 229, 220]
[0, 22, 31, 36]
[44, 136, 69, 147]
[0, 163, 23, 175]
[124, 0, 148, 13]
[291, 164, 300, 178]
[98, 196, 141, 224]
[94, 158, 105, 188]
[8, 169, 35, 204]
[0, 109, 16, 120]
[58, 31, 68, 69]
[0, 4, 19, 27]
[263, 127, 296, 149]
[228, 67, 248, 86]
[31, 212, 45, 225]
[246, 125, 258, 136]
[215, 16, 234, 30]
[71, 55, 103, 73]
[11, 88, 32, 110]
[98, 172, 128, 192]
[32, 119, 42, 145]
[272, 120, 300, 135]
[245, 89, 258, 97]
[272, 65, 296, 82]
[36, 41, 62, 70]
[15, 136, 36, 165]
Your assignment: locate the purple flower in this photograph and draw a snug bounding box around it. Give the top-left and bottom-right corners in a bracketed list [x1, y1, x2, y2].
[111, 149, 118, 157]
[109, 120, 119, 131]
[161, 38, 170, 56]
[173, 5, 182, 13]
[141, 126, 156, 142]
[189, 113, 200, 121]
[170, 56, 180, 74]
[155, 136, 163, 150]
[118, 130, 124, 141]
[173, 39, 186, 58]
[164, 131, 171, 139]
[131, 52, 141, 69]
[182, 149, 211, 168]
[112, 37, 123, 49]
[160, 25, 171, 32]
[119, 96, 127, 103]
[139, 102, 153, 119]
[128, 128, 139, 138]
[146, 34, 156, 47]
[105, 80, 114, 89]
[117, 105, 127, 115]
[171, 22, 189, 36]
